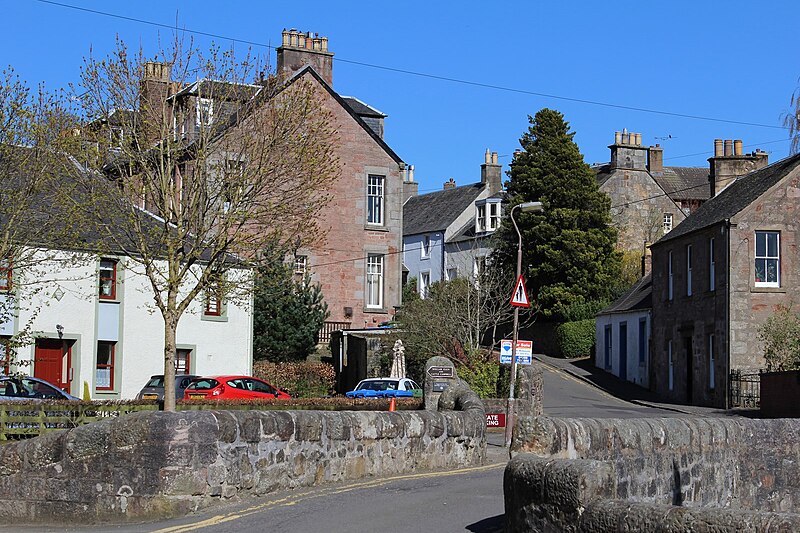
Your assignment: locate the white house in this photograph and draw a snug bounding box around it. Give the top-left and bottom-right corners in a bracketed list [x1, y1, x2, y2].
[0, 248, 253, 400]
[594, 274, 651, 388]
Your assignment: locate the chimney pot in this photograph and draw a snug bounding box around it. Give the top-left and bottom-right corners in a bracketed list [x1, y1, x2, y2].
[485, 148, 491, 164]
[615, 131, 622, 144]
[714, 139, 723, 157]
[635, 133, 642, 146]
[724, 139, 733, 157]
[491, 151, 498, 165]
[409, 165, 415, 182]
[734, 139, 743, 156]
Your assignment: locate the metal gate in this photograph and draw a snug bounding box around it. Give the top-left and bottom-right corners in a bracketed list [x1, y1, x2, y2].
[729, 370, 760, 408]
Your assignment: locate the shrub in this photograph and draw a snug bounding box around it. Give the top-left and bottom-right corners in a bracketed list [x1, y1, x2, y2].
[759, 304, 800, 371]
[556, 319, 595, 358]
[459, 355, 500, 399]
[253, 361, 336, 398]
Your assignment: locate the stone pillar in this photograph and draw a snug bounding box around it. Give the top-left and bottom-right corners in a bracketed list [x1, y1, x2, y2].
[424, 356, 458, 410]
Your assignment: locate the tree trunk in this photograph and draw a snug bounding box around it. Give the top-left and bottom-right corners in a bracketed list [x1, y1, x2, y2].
[162, 313, 178, 412]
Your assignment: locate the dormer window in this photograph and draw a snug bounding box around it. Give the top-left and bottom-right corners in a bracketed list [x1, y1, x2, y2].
[196, 97, 214, 128]
[488, 202, 501, 231]
[476, 205, 487, 232]
[476, 200, 502, 233]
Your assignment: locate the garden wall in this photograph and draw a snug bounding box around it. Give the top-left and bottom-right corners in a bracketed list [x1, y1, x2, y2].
[505, 416, 800, 532]
[0, 385, 485, 524]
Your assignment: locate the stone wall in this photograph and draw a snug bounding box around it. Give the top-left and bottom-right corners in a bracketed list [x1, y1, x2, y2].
[0, 386, 485, 524]
[506, 416, 800, 531]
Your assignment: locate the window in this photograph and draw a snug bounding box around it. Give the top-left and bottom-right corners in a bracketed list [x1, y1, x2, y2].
[294, 255, 308, 276]
[96, 341, 115, 390]
[709, 238, 716, 292]
[476, 205, 487, 232]
[176, 348, 192, 375]
[223, 159, 245, 213]
[196, 97, 213, 127]
[686, 244, 693, 296]
[0, 260, 11, 291]
[99, 259, 117, 300]
[488, 202, 501, 231]
[367, 175, 384, 225]
[205, 283, 223, 316]
[708, 334, 715, 390]
[663, 213, 673, 233]
[366, 254, 384, 309]
[446, 267, 458, 281]
[604, 325, 612, 370]
[755, 231, 780, 287]
[419, 271, 431, 299]
[638, 318, 647, 365]
[421, 235, 431, 258]
[667, 251, 673, 301]
[668, 341, 674, 391]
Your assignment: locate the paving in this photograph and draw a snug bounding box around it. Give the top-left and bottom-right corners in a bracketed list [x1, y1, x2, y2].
[533, 354, 760, 418]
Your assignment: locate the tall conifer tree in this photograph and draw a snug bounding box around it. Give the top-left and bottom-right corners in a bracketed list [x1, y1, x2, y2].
[494, 108, 621, 318]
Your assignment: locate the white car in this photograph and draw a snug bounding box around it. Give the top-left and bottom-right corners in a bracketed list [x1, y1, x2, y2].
[346, 377, 422, 398]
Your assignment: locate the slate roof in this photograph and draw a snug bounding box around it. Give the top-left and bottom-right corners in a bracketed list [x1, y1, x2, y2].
[403, 183, 485, 236]
[653, 167, 709, 201]
[170, 79, 261, 102]
[655, 153, 800, 245]
[597, 274, 652, 315]
[341, 96, 386, 118]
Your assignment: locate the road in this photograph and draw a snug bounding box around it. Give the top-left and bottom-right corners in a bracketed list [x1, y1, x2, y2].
[10, 364, 688, 533]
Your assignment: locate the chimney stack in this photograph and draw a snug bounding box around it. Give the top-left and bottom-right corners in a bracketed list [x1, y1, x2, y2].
[140, 61, 174, 145]
[610, 129, 647, 170]
[647, 144, 664, 174]
[708, 139, 769, 196]
[276, 29, 334, 85]
[641, 242, 652, 277]
[402, 164, 418, 201]
[443, 178, 457, 190]
[481, 149, 503, 194]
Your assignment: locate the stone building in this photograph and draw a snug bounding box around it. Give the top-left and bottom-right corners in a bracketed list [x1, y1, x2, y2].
[594, 131, 768, 252]
[649, 153, 800, 408]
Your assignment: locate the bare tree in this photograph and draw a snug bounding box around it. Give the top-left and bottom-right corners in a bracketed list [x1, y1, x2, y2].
[0, 68, 92, 366]
[68, 37, 339, 410]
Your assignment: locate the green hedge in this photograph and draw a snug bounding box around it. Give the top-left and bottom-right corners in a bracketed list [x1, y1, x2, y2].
[556, 319, 596, 358]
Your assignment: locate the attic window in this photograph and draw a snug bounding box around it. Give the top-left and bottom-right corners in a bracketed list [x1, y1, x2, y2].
[196, 98, 214, 127]
[488, 202, 501, 231]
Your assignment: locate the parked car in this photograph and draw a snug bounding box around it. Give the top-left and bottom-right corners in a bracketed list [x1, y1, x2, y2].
[345, 377, 422, 398]
[136, 374, 200, 401]
[183, 375, 291, 400]
[0, 375, 80, 401]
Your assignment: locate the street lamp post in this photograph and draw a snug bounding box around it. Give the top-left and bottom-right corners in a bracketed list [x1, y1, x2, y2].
[505, 200, 543, 448]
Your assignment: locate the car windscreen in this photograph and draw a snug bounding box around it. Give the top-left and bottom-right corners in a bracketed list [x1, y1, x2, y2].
[145, 376, 165, 388]
[186, 378, 219, 390]
[357, 380, 398, 391]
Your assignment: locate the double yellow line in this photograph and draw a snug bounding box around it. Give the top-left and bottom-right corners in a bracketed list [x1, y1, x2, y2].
[152, 462, 505, 533]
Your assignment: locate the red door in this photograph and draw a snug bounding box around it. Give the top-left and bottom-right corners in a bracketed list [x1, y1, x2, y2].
[34, 339, 71, 391]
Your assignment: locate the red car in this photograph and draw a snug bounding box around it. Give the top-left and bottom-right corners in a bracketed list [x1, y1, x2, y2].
[183, 375, 291, 400]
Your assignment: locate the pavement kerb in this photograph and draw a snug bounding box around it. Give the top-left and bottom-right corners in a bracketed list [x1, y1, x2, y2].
[532, 355, 699, 416]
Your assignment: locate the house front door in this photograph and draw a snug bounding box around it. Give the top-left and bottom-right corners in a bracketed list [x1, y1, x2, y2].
[619, 323, 627, 381]
[34, 339, 71, 391]
[684, 336, 694, 404]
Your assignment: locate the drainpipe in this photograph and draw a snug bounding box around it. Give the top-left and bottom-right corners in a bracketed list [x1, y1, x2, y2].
[724, 219, 731, 410]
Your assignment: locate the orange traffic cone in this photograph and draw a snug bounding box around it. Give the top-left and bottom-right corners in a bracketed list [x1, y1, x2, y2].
[389, 397, 396, 412]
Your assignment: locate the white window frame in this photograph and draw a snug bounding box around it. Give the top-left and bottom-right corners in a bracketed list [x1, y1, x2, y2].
[419, 271, 431, 299]
[754, 230, 780, 288]
[366, 175, 385, 226]
[196, 97, 214, 127]
[476, 204, 487, 233]
[709, 238, 715, 292]
[668, 251, 673, 301]
[488, 201, 501, 231]
[663, 213, 673, 233]
[708, 334, 715, 390]
[366, 254, 384, 309]
[421, 235, 431, 259]
[294, 255, 308, 276]
[686, 244, 692, 296]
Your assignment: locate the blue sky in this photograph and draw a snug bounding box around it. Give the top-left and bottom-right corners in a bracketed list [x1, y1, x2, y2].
[4, 1, 799, 196]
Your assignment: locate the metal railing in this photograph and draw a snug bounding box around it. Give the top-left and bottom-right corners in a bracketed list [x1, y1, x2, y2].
[729, 369, 761, 408]
[319, 321, 351, 344]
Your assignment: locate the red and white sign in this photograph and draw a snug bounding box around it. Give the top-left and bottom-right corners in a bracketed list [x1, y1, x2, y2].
[486, 413, 506, 427]
[510, 275, 530, 308]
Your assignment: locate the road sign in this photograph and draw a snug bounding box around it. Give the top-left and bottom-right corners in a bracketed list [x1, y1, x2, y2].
[427, 366, 454, 378]
[486, 413, 506, 428]
[500, 339, 533, 365]
[510, 275, 530, 308]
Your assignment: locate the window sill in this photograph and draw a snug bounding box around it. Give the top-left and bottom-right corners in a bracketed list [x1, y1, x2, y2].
[201, 314, 229, 322]
[364, 224, 389, 232]
[751, 286, 785, 294]
[98, 298, 121, 304]
[363, 307, 388, 314]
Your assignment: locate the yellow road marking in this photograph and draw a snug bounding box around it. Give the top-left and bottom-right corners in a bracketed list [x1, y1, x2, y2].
[150, 462, 505, 533]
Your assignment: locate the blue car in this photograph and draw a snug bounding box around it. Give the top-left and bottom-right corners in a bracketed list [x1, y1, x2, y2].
[346, 377, 421, 398]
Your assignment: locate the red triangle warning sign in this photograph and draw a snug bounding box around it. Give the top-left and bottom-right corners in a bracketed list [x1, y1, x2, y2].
[510, 275, 530, 308]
